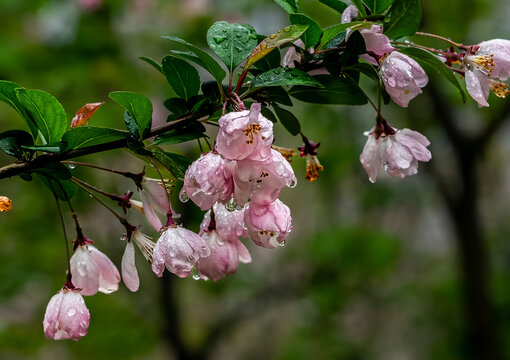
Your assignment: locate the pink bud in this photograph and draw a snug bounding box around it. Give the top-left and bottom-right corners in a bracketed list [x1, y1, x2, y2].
[70, 244, 120, 296]
[244, 199, 292, 249]
[380, 52, 428, 107]
[360, 127, 431, 182]
[196, 231, 251, 281]
[151, 226, 211, 278]
[216, 103, 273, 161]
[180, 152, 233, 210]
[43, 289, 90, 341]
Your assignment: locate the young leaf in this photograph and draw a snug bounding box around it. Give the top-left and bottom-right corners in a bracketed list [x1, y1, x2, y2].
[273, 0, 301, 13]
[244, 24, 309, 71]
[384, 0, 421, 39]
[0, 81, 37, 138]
[15, 88, 67, 144]
[0, 130, 33, 158]
[61, 127, 129, 151]
[289, 14, 322, 49]
[289, 74, 368, 105]
[273, 105, 301, 135]
[398, 47, 466, 102]
[162, 35, 227, 83]
[152, 122, 207, 146]
[318, 0, 348, 13]
[206, 21, 258, 72]
[251, 68, 324, 88]
[363, 0, 395, 14]
[162, 56, 201, 102]
[71, 102, 104, 128]
[253, 35, 282, 71]
[139, 56, 163, 74]
[109, 91, 153, 138]
[152, 150, 191, 182]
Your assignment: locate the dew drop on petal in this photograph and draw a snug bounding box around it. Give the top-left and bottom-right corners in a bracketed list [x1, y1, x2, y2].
[289, 180, 296, 188]
[276, 239, 286, 247]
[180, 191, 189, 203]
[67, 308, 77, 317]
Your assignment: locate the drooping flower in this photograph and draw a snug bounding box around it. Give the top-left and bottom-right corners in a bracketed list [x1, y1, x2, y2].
[244, 199, 293, 249]
[228, 149, 297, 206]
[463, 39, 510, 106]
[298, 139, 323, 182]
[43, 283, 90, 341]
[200, 203, 248, 241]
[70, 243, 120, 296]
[121, 231, 155, 292]
[380, 52, 429, 107]
[180, 151, 233, 210]
[215, 103, 273, 161]
[360, 125, 432, 182]
[151, 226, 211, 278]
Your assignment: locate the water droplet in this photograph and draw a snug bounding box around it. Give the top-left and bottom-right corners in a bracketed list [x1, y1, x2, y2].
[260, 43, 267, 50]
[67, 308, 77, 317]
[191, 267, 201, 280]
[225, 197, 238, 212]
[180, 191, 189, 203]
[213, 35, 227, 44]
[289, 180, 296, 188]
[283, 26, 291, 32]
[68, 164, 76, 170]
[276, 239, 286, 247]
[269, 34, 276, 39]
[120, 235, 127, 241]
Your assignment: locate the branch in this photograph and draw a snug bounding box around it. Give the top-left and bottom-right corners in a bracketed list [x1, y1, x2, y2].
[0, 112, 206, 180]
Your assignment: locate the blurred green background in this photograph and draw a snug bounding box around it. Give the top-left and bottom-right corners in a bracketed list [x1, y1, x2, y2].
[1, 0, 510, 359]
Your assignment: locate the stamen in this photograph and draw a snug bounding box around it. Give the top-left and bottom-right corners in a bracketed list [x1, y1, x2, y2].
[0, 196, 11, 213]
[272, 145, 297, 161]
[489, 80, 510, 98]
[305, 155, 324, 182]
[132, 231, 156, 263]
[243, 124, 262, 144]
[465, 53, 495, 75]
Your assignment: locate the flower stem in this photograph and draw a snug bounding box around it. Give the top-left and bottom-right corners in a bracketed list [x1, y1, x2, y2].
[414, 32, 469, 50]
[61, 161, 145, 189]
[48, 183, 72, 280]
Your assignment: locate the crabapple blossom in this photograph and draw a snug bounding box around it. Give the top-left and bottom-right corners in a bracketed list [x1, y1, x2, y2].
[43, 286, 90, 341]
[151, 226, 211, 278]
[244, 199, 293, 249]
[380, 52, 429, 107]
[200, 203, 247, 241]
[360, 126, 431, 182]
[228, 149, 297, 206]
[216, 103, 273, 161]
[70, 244, 120, 296]
[180, 151, 233, 210]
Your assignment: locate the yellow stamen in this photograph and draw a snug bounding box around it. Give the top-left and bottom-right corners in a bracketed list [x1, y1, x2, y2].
[272, 145, 297, 161]
[0, 196, 11, 213]
[305, 155, 324, 182]
[489, 80, 510, 98]
[243, 124, 261, 144]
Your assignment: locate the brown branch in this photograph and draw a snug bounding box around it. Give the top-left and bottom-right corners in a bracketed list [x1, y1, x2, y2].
[0, 112, 206, 180]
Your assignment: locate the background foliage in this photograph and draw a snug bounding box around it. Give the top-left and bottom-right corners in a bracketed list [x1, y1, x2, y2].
[1, 0, 510, 359]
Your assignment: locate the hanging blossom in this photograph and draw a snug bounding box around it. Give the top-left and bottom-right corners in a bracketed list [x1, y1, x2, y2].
[70, 234, 120, 296]
[462, 39, 510, 107]
[43, 282, 90, 341]
[298, 139, 323, 182]
[180, 151, 234, 211]
[360, 123, 432, 182]
[121, 230, 155, 292]
[196, 203, 251, 281]
[380, 52, 429, 107]
[244, 199, 293, 249]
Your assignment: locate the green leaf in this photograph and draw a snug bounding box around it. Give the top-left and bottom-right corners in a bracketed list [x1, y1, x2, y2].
[363, 0, 395, 13]
[35, 163, 72, 181]
[249, 86, 293, 106]
[273, 105, 301, 135]
[318, 0, 348, 13]
[139, 56, 163, 73]
[289, 14, 322, 49]
[206, 21, 258, 72]
[161, 56, 201, 102]
[36, 175, 77, 200]
[351, 0, 367, 16]
[289, 74, 368, 105]
[152, 122, 207, 146]
[152, 150, 191, 182]
[251, 68, 324, 88]
[61, 127, 129, 151]
[201, 81, 223, 102]
[273, 0, 301, 13]
[344, 63, 380, 82]
[244, 24, 308, 70]
[164, 98, 188, 116]
[0, 130, 33, 158]
[260, 106, 278, 123]
[0, 81, 37, 138]
[15, 88, 67, 144]
[318, 22, 363, 50]
[398, 47, 466, 102]
[384, 0, 421, 39]
[162, 35, 227, 83]
[22, 145, 61, 153]
[109, 91, 153, 138]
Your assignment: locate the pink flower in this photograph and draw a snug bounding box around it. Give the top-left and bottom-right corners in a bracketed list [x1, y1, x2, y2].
[228, 149, 297, 206]
[359, 25, 395, 65]
[380, 52, 428, 107]
[43, 286, 90, 341]
[463, 39, 510, 106]
[341, 5, 358, 24]
[121, 231, 155, 292]
[216, 103, 273, 161]
[180, 151, 233, 210]
[200, 203, 247, 241]
[196, 231, 251, 281]
[244, 199, 292, 249]
[360, 126, 431, 182]
[151, 226, 211, 278]
[70, 244, 120, 296]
